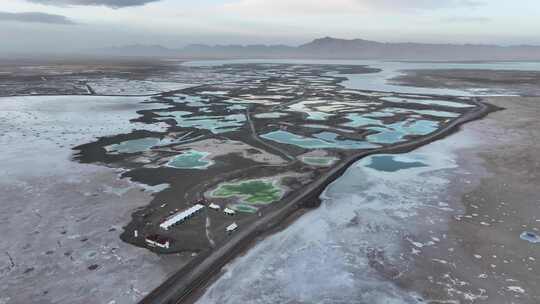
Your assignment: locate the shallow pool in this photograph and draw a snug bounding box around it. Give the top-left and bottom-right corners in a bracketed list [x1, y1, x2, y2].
[166, 150, 213, 169]
[343, 113, 383, 128]
[261, 130, 380, 150]
[366, 120, 440, 144]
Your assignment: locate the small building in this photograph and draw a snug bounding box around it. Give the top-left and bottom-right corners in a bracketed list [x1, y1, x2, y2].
[226, 222, 238, 234]
[223, 208, 236, 216]
[209, 203, 221, 211]
[145, 234, 171, 249]
[160, 204, 205, 230]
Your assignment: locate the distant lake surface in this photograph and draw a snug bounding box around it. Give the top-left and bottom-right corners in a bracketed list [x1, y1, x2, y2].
[184, 59, 540, 96]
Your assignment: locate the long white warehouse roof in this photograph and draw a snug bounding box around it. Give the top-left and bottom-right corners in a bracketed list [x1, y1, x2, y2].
[160, 204, 205, 230]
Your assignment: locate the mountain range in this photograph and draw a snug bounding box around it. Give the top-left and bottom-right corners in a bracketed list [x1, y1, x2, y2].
[94, 37, 540, 61]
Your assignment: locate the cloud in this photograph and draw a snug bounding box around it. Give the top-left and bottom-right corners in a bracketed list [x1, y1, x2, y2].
[363, 0, 484, 10]
[222, 0, 484, 16]
[0, 11, 76, 24]
[27, 0, 161, 8]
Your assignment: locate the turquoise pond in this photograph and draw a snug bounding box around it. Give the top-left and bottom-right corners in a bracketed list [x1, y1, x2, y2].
[158, 111, 246, 134]
[343, 109, 457, 131]
[106, 137, 161, 154]
[343, 114, 383, 127]
[366, 155, 428, 172]
[166, 150, 213, 169]
[261, 130, 380, 149]
[381, 96, 475, 108]
[386, 108, 460, 118]
[366, 120, 439, 144]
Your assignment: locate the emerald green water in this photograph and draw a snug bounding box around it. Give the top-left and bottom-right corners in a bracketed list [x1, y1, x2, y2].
[166, 150, 213, 169]
[212, 179, 282, 207]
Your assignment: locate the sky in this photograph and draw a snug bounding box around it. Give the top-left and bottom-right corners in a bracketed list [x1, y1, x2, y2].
[1, 0, 540, 53]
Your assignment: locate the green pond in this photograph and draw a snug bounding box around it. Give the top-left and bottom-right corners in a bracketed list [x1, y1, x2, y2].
[212, 179, 282, 206]
[366, 155, 427, 172]
[166, 150, 213, 169]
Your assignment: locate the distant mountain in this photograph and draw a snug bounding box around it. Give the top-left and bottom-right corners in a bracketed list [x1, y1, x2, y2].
[298, 37, 540, 60]
[92, 37, 540, 61]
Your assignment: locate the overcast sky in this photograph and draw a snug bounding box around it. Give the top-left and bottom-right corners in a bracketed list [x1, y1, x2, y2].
[1, 0, 540, 53]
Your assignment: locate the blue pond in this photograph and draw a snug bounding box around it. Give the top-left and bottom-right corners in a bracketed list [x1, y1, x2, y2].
[343, 113, 383, 128]
[520, 231, 540, 243]
[366, 120, 439, 144]
[261, 130, 379, 150]
[366, 155, 428, 172]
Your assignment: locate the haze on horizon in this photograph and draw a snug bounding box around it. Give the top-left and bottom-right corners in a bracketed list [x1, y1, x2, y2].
[1, 0, 540, 54]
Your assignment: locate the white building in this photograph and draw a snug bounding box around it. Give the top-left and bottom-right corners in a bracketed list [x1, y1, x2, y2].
[226, 222, 238, 233]
[145, 235, 170, 249]
[224, 207, 236, 216]
[160, 204, 205, 230]
[209, 203, 221, 211]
